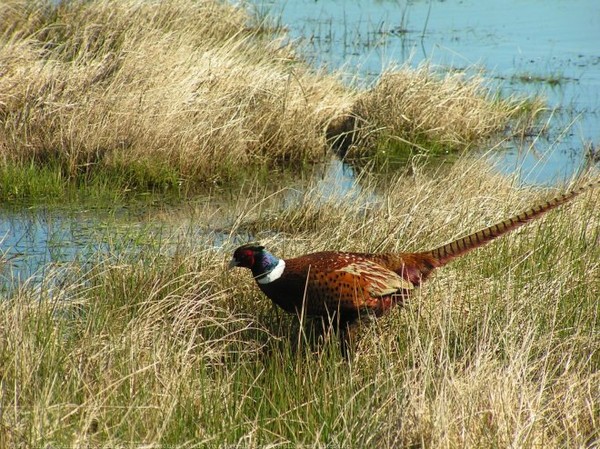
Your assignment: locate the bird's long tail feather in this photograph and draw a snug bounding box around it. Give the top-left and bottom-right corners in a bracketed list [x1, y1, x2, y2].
[426, 180, 599, 267]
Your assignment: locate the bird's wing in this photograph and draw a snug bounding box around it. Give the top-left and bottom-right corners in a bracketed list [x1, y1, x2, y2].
[287, 256, 415, 317]
[335, 260, 414, 298]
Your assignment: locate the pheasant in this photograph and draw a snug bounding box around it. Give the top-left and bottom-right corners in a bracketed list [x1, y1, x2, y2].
[229, 181, 598, 354]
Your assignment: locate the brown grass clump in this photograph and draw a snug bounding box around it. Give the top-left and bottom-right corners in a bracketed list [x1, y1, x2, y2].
[0, 0, 354, 185]
[345, 66, 536, 156]
[0, 0, 533, 191]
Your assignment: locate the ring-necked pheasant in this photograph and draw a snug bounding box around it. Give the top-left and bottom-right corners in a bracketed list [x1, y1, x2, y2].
[229, 181, 598, 354]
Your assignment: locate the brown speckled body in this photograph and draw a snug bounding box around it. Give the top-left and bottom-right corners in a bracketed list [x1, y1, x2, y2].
[257, 251, 433, 321]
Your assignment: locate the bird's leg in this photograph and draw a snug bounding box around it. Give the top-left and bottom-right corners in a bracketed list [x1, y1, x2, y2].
[339, 316, 366, 360]
[308, 313, 360, 359]
[294, 315, 335, 355]
[307, 316, 330, 354]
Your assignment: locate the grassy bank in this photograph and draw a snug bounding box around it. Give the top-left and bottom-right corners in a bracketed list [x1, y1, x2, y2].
[0, 0, 532, 199]
[1, 159, 598, 447]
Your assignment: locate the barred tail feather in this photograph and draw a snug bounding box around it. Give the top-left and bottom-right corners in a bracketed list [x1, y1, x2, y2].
[426, 180, 599, 267]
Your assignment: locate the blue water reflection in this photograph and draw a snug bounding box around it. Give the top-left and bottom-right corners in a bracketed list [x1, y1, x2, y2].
[0, 206, 159, 291]
[252, 0, 600, 184]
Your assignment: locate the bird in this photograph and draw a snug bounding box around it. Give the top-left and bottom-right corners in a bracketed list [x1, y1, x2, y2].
[228, 181, 598, 355]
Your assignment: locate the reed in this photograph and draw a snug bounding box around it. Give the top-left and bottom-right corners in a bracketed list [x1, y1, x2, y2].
[1, 159, 597, 447]
[0, 0, 530, 196]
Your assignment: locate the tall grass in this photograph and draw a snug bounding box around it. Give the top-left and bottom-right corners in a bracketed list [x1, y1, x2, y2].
[1, 159, 598, 447]
[350, 66, 541, 156]
[0, 0, 531, 195]
[0, 0, 354, 189]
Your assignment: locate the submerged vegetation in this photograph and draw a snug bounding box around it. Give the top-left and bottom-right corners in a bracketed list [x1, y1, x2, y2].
[1, 161, 598, 447]
[0, 0, 535, 198]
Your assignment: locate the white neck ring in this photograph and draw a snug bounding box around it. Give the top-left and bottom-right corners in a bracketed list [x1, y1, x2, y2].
[257, 259, 286, 284]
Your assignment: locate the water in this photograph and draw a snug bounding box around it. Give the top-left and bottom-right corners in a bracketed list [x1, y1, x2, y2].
[251, 0, 600, 184]
[0, 160, 361, 287]
[0, 205, 137, 291]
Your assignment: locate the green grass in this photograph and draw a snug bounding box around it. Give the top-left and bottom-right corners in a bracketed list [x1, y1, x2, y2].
[354, 133, 463, 173]
[1, 160, 598, 447]
[0, 161, 67, 201]
[0, 160, 182, 203]
[0, 155, 314, 203]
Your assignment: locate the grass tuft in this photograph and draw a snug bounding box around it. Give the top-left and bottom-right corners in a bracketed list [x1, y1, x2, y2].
[1, 158, 597, 447]
[344, 66, 538, 159]
[0, 0, 355, 193]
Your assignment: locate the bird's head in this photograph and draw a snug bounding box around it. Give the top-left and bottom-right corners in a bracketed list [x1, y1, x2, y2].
[228, 242, 283, 282]
[228, 242, 266, 270]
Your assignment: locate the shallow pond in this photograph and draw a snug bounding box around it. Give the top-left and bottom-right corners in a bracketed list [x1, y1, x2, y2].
[0, 159, 359, 287]
[252, 0, 600, 184]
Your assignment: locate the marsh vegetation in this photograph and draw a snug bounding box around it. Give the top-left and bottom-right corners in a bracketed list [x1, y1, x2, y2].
[2, 160, 599, 447]
[0, 0, 532, 197]
[0, 0, 598, 447]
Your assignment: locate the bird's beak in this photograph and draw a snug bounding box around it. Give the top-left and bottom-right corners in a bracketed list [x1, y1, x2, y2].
[227, 258, 239, 270]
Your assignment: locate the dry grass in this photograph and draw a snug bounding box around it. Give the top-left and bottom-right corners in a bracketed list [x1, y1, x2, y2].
[1, 158, 598, 447]
[1, 1, 595, 447]
[345, 66, 540, 157]
[0, 0, 354, 185]
[0, 0, 532, 192]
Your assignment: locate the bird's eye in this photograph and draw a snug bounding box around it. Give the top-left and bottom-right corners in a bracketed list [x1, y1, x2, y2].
[235, 250, 254, 268]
